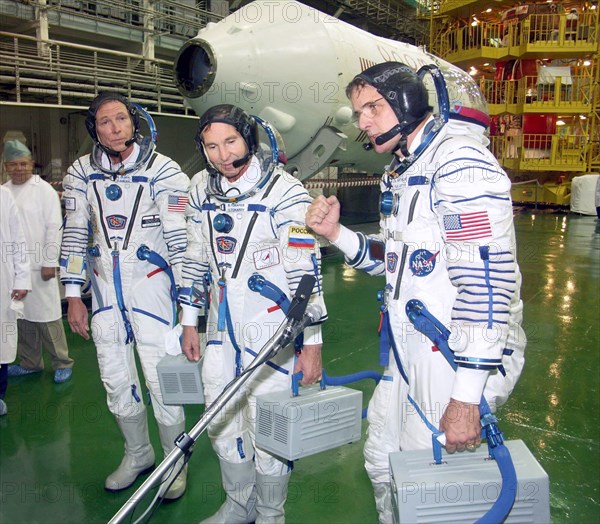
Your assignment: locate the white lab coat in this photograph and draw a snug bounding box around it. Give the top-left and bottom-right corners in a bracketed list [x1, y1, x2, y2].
[0, 186, 31, 363]
[4, 176, 63, 322]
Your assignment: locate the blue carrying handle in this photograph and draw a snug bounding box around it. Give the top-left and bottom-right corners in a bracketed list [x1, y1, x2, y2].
[291, 369, 382, 418]
[405, 299, 518, 524]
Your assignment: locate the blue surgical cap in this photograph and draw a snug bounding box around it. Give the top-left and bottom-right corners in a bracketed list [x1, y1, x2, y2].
[4, 140, 32, 162]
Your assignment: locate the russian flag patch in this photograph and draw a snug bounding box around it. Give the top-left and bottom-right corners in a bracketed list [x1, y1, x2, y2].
[288, 226, 316, 249]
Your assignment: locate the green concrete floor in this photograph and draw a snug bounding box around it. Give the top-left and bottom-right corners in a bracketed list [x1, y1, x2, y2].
[0, 210, 598, 523]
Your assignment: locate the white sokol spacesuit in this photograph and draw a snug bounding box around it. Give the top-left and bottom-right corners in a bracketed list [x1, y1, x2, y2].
[60, 93, 190, 497]
[61, 142, 189, 422]
[180, 105, 327, 523]
[330, 64, 526, 523]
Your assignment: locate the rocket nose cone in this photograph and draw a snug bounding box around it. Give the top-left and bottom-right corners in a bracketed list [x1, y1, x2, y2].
[174, 38, 216, 98]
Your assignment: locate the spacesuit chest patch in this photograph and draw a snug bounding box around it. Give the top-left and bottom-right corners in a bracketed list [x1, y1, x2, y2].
[63, 196, 76, 211]
[216, 236, 237, 254]
[141, 214, 161, 228]
[106, 214, 127, 230]
[288, 226, 315, 249]
[409, 249, 438, 277]
[253, 246, 280, 270]
[387, 252, 398, 273]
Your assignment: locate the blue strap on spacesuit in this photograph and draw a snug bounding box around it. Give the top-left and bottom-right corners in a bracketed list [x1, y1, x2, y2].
[136, 245, 177, 325]
[247, 273, 291, 313]
[217, 276, 228, 332]
[405, 298, 517, 524]
[224, 303, 243, 377]
[377, 284, 410, 383]
[247, 274, 309, 353]
[201, 203, 268, 213]
[310, 253, 321, 295]
[111, 247, 135, 344]
[380, 310, 409, 385]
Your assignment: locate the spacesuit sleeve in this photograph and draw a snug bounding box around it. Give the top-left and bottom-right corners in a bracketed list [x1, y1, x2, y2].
[336, 227, 386, 276]
[152, 155, 190, 287]
[274, 178, 327, 346]
[433, 138, 521, 404]
[334, 175, 386, 276]
[179, 172, 209, 326]
[60, 157, 91, 296]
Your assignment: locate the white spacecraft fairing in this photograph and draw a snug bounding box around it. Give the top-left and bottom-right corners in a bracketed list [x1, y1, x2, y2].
[174, 0, 489, 179]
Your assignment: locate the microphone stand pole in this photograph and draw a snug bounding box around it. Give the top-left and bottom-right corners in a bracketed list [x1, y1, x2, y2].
[109, 317, 304, 524]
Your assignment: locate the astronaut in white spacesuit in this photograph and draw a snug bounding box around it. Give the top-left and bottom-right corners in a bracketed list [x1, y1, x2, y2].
[60, 92, 190, 499]
[306, 62, 526, 524]
[179, 104, 327, 524]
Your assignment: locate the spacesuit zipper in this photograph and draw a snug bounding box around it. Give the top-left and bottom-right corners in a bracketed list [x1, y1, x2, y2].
[122, 185, 144, 250]
[393, 190, 420, 300]
[111, 241, 135, 344]
[217, 267, 227, 332]
[231, 174, 279, 279]
[92, 181, 112, 248]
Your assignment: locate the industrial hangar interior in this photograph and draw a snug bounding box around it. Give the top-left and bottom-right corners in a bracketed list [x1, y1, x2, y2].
[0, 1, 598, 523]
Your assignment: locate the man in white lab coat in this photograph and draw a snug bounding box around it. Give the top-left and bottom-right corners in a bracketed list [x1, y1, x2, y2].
[3, 140, 73, 384]
[0, 185, 31, 415]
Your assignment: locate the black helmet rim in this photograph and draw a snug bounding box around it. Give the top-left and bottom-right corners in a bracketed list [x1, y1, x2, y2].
[85, 91, 140, 144]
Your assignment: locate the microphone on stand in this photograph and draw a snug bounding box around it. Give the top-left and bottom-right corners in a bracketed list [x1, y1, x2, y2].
[277, 274, 317, 349]
[287, 274, 316, 321]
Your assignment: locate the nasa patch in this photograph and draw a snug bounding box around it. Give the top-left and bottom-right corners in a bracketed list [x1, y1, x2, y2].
[106, 214, 127, 230]
[216, 236, 237, 254]
[409, 249, 438, 277]
[387, 252, 398, 273]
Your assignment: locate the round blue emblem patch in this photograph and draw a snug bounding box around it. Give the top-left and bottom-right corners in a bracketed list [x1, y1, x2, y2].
[409, 249, 438, 277]
[106, 184, 122, 201]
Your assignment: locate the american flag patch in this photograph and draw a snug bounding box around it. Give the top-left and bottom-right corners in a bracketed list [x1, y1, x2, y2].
[167, 195, 188, 212]
[443, 211, 492, 241]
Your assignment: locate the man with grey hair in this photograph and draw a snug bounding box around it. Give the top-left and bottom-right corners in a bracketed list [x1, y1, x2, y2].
[3, 139, 73, 384]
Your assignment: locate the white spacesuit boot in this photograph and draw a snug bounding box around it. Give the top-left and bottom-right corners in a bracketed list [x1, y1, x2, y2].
[157, 422, 188, 501]
[372, 482, 393, 524]
[105, 412, 155, 492]
[255, 472, 290, 524]
[200, 460, 257, 524]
